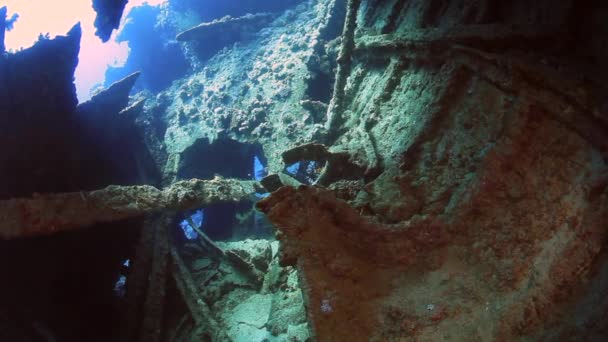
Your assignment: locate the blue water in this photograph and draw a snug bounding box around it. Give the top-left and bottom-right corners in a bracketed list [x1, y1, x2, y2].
[179, 209, 204, 239]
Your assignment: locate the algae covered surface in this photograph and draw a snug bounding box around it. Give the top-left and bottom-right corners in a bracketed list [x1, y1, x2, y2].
[0, 0, 607, 341]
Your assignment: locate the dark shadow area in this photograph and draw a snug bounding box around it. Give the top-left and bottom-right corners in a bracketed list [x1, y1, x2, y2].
[306, 71, 334, 103]
[177, 138, 265, 180]
[201, 202, 253, 240]
[305, 0, 346, 103]
[0, 220, 142, 342]
[77, 74, 161, 188]
[0, 24, 82, 199]
[0, 22, 159, 342]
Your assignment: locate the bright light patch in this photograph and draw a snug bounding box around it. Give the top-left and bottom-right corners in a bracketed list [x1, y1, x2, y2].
[286, 161, 320, 184]
[253, 155, 267, 181]
[179, 209, 204, 240]
[286, 162, 300, 175]
[3, 0, 166, 102]
[113, 275, 127, 297]
[253, 155, 270, 197]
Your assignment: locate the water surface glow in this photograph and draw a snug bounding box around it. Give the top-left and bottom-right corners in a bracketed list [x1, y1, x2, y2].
[3, 0, 165, 102]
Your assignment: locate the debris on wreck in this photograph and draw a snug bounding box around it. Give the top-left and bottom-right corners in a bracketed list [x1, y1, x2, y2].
[169, 238, 309, 341]
[1, 0, 608, 341]
[281, 142, 370, 186]
[176, 13, 277, 43]
[78, 71, 141, 114]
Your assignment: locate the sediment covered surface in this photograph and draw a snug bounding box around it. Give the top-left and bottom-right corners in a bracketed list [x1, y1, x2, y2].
[0, 0, 607, 341]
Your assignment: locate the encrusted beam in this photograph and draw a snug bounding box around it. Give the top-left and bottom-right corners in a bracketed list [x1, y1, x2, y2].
[176, 13, 275, 42]
[139, 215, 171, 342]
[126, 216, 159, 342]
[169, 245, 228, 341]
[325, 0, 362, 138]
[281, 143, 368, 186]
[355, 24, 562, 53]
[0, 178, 259, 239]
[187, 216, 264, 285]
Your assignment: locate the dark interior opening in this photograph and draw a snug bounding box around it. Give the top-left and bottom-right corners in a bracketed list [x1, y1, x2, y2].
[177, 138, 265, 180]
[307, 71, 334, 103]
[0, 219, 142, 342]
[304, 0, 346, 103]
[176, 138, 272, 241]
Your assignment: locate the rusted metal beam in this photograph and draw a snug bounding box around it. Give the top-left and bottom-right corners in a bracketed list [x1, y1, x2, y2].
[0, 178, 259, 239]
[326, 0, 362, 138]
[138, 215, 171, 342]
[168, 244, 228, 341]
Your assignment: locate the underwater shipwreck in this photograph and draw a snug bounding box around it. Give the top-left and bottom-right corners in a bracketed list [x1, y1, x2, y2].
[0, 0, 607, 341]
